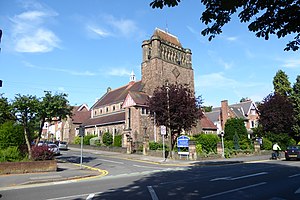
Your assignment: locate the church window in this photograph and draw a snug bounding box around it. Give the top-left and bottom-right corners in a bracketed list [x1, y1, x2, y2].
[106, 107, 109, 112]
[100, 109, 102, 114]
[94, 110, 97, 115]
[113, 105, 116, 111]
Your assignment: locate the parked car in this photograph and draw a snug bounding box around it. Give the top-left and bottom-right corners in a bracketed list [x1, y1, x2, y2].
[58, 141, 68, 150]
[48, 144, 60, 155]
[285, 145, 300, 160]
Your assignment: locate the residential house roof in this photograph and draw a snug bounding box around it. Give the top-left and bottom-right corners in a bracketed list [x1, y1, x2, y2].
[71, 104, 90, 124]
[200, 115, 217, 130]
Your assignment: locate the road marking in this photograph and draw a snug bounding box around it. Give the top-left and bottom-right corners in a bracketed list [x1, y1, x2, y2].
[210, 172, 268, 181]
[45, 192, 103, 200]
[133, 164, 164, 169]
[96, 158, 124, 164]
[295, 187, 300, 194]
[202, 182, 266, 199]
[86, 193, 95, 200]
[147, 186, 159, 200]
[230, 172, 268, 180]
[30, 175, 62, 180]
[289, 173, 300, 178]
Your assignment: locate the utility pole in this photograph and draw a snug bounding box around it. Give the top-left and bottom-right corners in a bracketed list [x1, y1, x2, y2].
[166, 81, 172, 158]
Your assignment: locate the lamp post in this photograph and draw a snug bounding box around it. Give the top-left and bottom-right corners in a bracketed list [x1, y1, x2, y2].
[165, 81, 172, 158]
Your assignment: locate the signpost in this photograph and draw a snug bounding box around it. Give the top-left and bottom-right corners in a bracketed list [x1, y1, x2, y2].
[79, 125, 85, 169]
[177, 136, 190, 159]
[160, 125, 166, 161]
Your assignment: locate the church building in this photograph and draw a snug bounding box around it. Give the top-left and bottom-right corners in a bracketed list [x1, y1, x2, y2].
[80, 28, 199, 148]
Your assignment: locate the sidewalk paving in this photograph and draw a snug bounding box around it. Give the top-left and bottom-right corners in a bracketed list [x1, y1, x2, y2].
[0, 147, 273, 190]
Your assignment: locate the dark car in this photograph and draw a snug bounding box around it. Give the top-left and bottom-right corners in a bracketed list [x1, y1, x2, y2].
[285, 145, 300, 160]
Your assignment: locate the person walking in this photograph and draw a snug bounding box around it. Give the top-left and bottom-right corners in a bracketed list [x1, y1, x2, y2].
[272, 143, 281, 159]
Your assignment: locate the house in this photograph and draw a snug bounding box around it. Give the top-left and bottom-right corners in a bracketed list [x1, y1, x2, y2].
[205, 100, 259, 135]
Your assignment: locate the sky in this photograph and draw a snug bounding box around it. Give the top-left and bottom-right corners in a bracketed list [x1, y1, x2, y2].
[0, 0, 299, 108]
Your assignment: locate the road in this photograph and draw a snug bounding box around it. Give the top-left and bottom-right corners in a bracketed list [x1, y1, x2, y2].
[0, 149, 300, 200]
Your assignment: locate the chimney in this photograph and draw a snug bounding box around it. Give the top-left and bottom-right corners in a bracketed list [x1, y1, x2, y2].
[221, 100, 229, 130]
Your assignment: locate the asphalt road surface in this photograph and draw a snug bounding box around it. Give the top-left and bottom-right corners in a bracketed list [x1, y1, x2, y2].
[1, 150, 300, 200]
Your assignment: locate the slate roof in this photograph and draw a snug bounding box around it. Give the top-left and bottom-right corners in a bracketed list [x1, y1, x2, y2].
[92, 81, 143, 109]
[83, 112, 125, 127]
[71, 105, 90, 124]
[153, 28, 182, 47]
[128, 91, 149, 106]
[205, 110, 220, 122]
[200, 115, 217, 130]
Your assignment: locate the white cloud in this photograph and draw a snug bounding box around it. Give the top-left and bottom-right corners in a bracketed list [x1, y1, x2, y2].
[195, 73, 237, 89]
[226, 36, 238, 41]
[283, 58, 300, 68]
[87, 25, 110, 38]
[207, 51, 233, 70]
[106, 16, 137, 37]
[22, 61, 96, 76]
[107, 68, 131, 76]
[10, 4, 60, 53]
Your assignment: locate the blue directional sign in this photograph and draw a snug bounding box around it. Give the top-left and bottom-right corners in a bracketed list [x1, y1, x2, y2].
[177, 136, 189, 147]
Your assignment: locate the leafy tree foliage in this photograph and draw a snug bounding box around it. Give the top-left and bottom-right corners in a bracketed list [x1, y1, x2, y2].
[36, 91, 72, 143]
[194, 134, 219, 154]
[224, 118, 247, 141]
[12, 94, 39, 160]
[150, 0, 300, 51]
[0, 94, 15, 124]
[0, 121, 25, 149]
[202, 105, 213, 112]
[148, 84, 203, 150]
[103, 132, 113, 146]
[291, 75, 300, 143]
[273, 70, 292, 96]
[240, 97, 250, 102]
[258, 93, 294, 135]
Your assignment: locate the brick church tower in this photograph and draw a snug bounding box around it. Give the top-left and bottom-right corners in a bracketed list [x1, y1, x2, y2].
[141, 28, 195, 95]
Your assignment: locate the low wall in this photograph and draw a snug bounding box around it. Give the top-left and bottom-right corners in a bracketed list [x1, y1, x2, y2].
[0, 160, 57, 175]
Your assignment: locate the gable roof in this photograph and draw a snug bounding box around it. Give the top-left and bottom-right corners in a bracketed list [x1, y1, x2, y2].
[91, 81, 143, 109]
[200, 115, 217, 130]
[205, 110, 220, 123]
[71, 105, 91, 124]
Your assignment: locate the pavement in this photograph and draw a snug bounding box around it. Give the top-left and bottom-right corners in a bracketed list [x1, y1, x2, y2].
[0, 147, 274, 190]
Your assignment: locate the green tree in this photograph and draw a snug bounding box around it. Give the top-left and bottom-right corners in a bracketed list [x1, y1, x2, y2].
[150, 0, 300, 51]
[273, 70, 292, 96]
[12, 94, 39, 159]
[0, 121, 25, 149]
[102, 132, 113, 146]
[224, 118, 247, 141]
[148, 83, 203, 152]
[202, 106, 213, 112]
[291, 75, 300, 143]
[36, 91, 72, 144]
[0, 94, 15, 124]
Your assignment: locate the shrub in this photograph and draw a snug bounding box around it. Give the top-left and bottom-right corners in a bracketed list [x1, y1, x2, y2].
[74, 136, 81, 144]
[195, 143, 203, 155]
[0, 146, 23, 162]
[149, 142, 168, 151]
[31, 145, 54, 161]
[84, 134, 96, 145]
[239, 138, 253, 150]
[195, 134, 220, 154]
[261, 137, 272, 150]
[102, 132, 113, 146]
[113, 134, 122, 147]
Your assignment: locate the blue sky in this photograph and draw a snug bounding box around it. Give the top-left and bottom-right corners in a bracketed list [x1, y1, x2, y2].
[1, 0, 299, 108]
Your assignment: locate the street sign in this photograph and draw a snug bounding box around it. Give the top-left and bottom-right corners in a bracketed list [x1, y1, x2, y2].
[79, 125, 85, 137]
[160, 125, 166, 135]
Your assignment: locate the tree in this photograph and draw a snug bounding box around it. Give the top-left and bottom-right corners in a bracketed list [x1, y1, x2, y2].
[12, 94, 39, 159]
[150, 0, 300, 51]
[36, 91, 72, 144]
[148, 84, 203, 151]
[273, 70, 292, 96]
[291, 75, 300, 143]
[0, 121, 25, 149]
[240, 97, 250, 103]
[0, 94, 15, 124]
[258, 93, 294, 135]
[224, 118, 247, 141]
[202, 105, 213, 112]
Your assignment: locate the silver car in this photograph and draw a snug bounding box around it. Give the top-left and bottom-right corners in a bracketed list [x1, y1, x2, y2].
[58, 141, 68, 150]
[48, 144, 60, 155]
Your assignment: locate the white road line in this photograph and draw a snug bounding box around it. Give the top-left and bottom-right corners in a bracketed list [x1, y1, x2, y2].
[96, 158, 124, 164]
[230, 172, 268, 180]
[147, 186, 159, 200]
[133, 164, 164, 169]
[295, 187, 300, 194]
[202, 182, 267, 199]
[46, 192, 102, 200]
[86, 193, 95, 200]
[289, 173, 300, 178]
